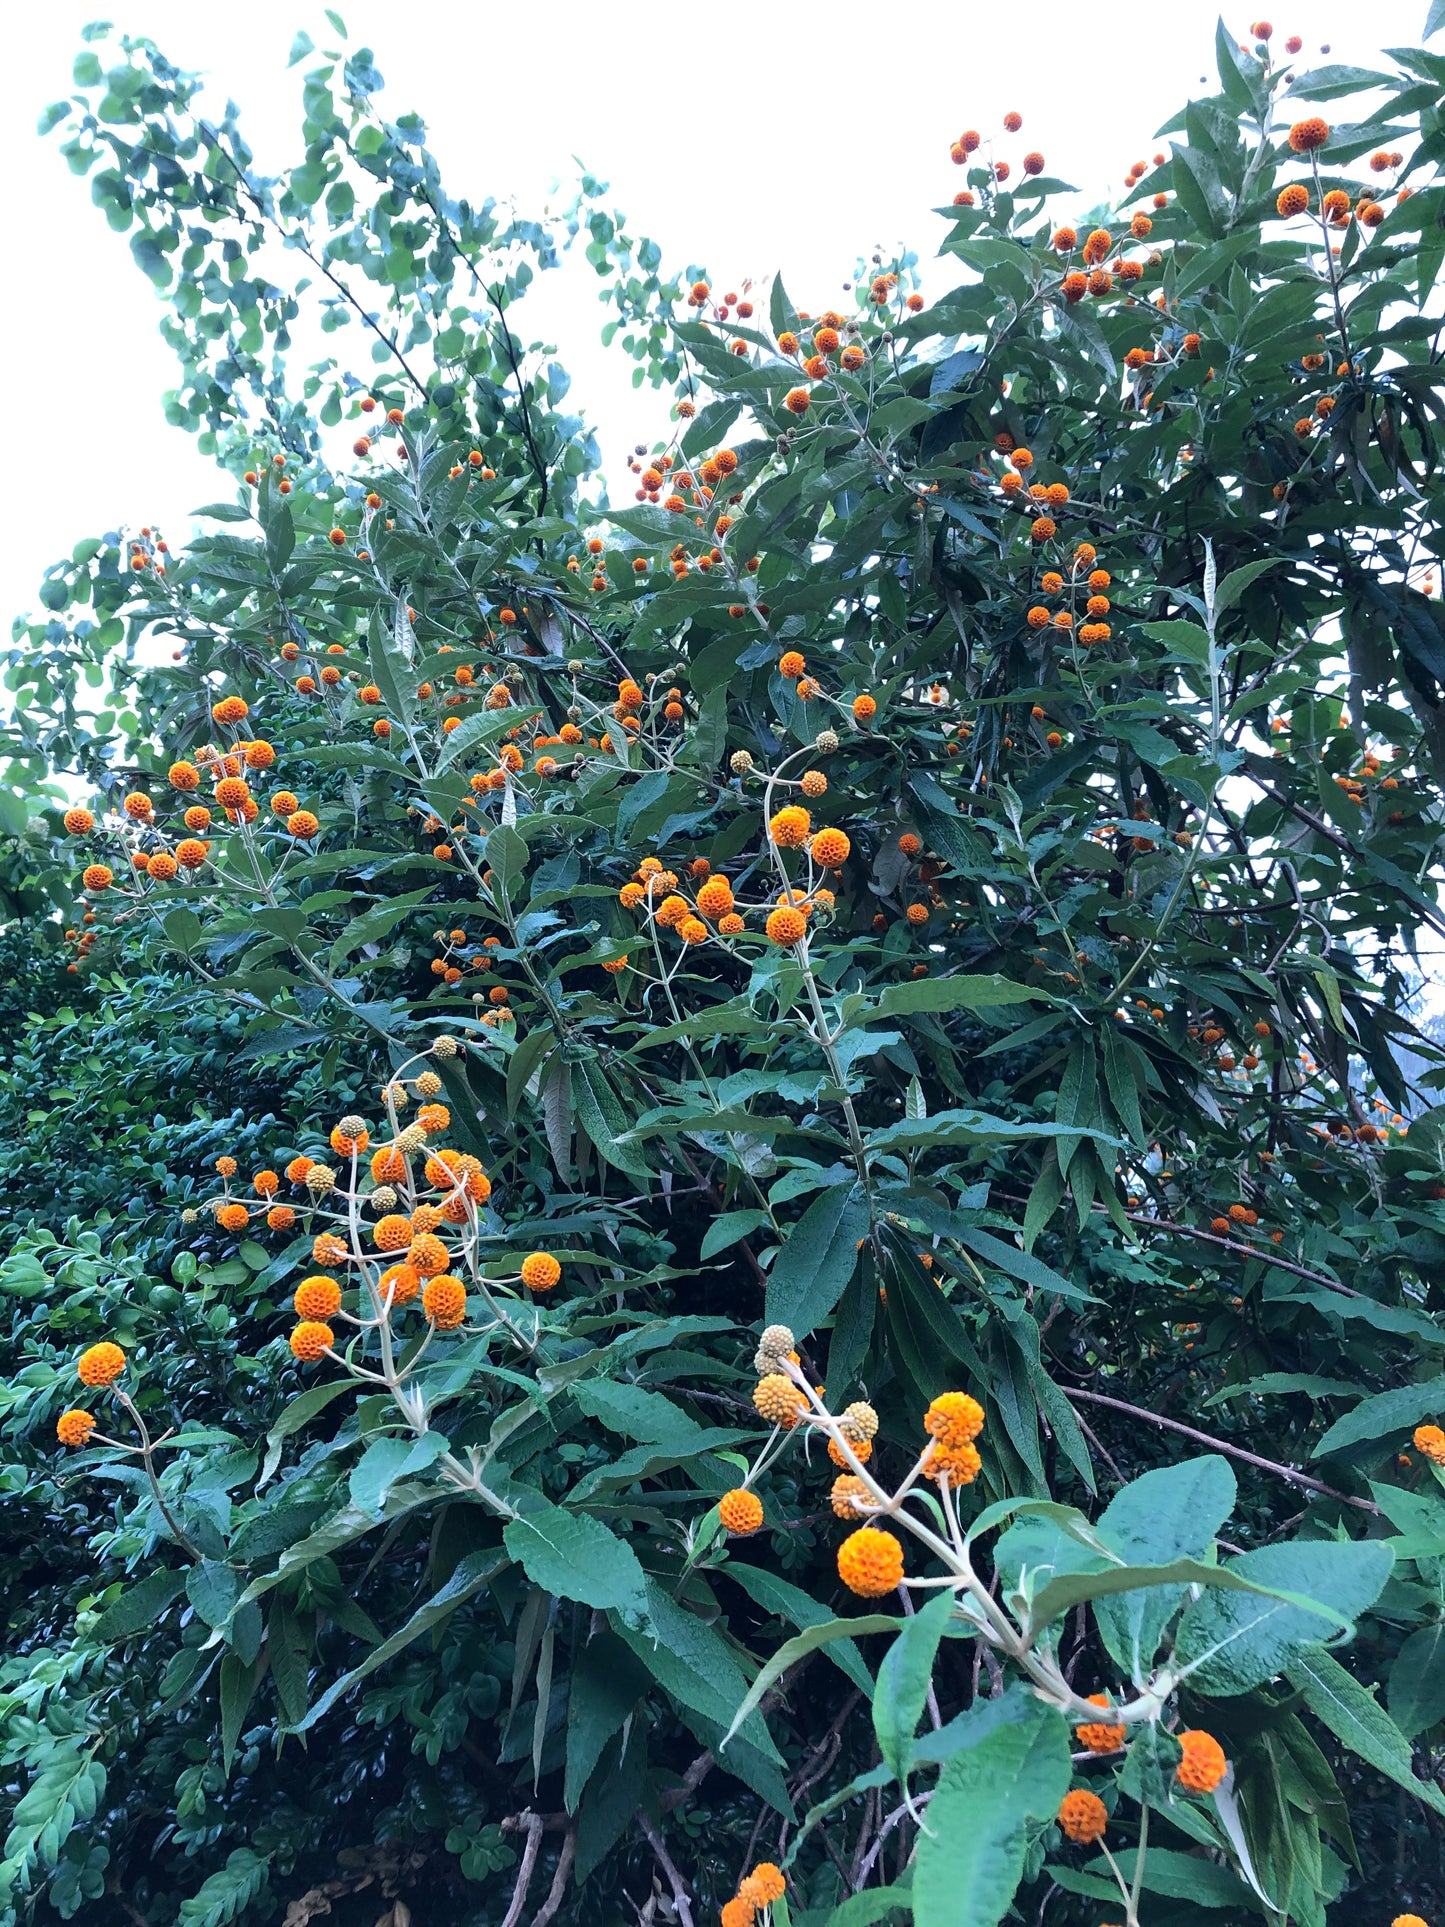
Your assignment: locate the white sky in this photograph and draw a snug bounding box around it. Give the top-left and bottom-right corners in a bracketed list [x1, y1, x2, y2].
[0, 0, 1427, 635]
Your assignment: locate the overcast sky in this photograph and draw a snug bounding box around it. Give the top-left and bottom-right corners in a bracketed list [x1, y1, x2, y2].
[1, 0, 1427, 635]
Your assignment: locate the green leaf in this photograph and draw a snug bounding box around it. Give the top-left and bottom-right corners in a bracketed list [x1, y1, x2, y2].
[294, 1550, 505, 1731]
[288, 29, 315, 64]
[258, 1378, 354, 1488]
[349, 1436, 418, 1519]
[912, 1686, 1072, 1927]
[764, 1183, 870, 1336]
[873, 1592, 956, 1785]
[721, 1613, 901, 1748]
[218, 1652, 257, 1772]
[1312, 1378, 1445, 1458]
[1092, 1456, 1237, 1681]
[823, 1887, 912, 1927]
[1388, 1621, 1445, 1738]
[92, 1568, 187, 1643]
[564, 1632, 650, 1813]
[869, 975, 1043, 1022]
[1213, 555, 1283, 614]
[1176, 1540, 1393, 1694]
[1289, 1648, 1445, 1816]
[504, 1503, 649, 1619]
[178, 1847, 272, 1927]
[724, 1564, 874, 1693]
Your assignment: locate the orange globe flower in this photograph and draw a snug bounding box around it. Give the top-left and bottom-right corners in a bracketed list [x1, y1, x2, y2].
[837, 1526, 904, 1597]
[718, 1488, 764, 1535]
[1057, 1789, 1108, 1843]
[77, 1342, 125, 1387]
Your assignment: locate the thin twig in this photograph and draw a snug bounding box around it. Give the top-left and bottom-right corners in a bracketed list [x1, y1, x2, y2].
[1062, 1387, 1378, 1512]
[636, 1812, 693, 1927]
[528, 1822, 577, 1927]
[500, 1813, 545, 1927]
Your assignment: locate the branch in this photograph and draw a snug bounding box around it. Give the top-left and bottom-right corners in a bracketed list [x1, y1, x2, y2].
[529, 1822, 577, 1927]
[500, 1813, 545, 1927]
[1061, 1387, 1379, 1512]
[636, 1812, 694, 1927]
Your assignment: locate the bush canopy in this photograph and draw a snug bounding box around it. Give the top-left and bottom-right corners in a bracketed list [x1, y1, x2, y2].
[6, 13, 1445, 1927]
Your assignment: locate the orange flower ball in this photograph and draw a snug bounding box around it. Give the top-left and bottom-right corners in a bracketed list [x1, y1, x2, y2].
[78, 1342, 126, 1387]
[718, 1488, 765, 1535]
[520, 1252, 562, 1293]
[837, 1526, 904, 1597]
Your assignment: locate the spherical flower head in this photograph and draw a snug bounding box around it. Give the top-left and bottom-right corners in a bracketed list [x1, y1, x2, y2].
[416, 1102, 451, 1136]
[1031, 516, 1057, 543]
[809, 827, 851, 871]
[521, 1251, 562, 1293]
[1057, 1789, 1108, 1843]
[313, 1232, 349, 1266]
[380, 1262, 421, 1306]
[837, 1526, 904, 1597]
[830, 1474, 871, 1519]
[212, 695, 249, 725]
[753, 1323, 796, 1373]
[77, 1341, 125, 1388]
[1052, 227, 1078, 251]
[719, 1488, 765, 1536]
[1062, 271, 1088, 303]
[754, 1373, 805, 1428]
[1288, 117, 1330, 154]
[784, 388, 811, 415]
[217, 1201, 250, 1232]
[82, 864, 113, 892]
[1023, 151, 1045, 175]
[286, 1155, 314, 1185]
[905, 902, 930, 926]
[287, 810, 320, 840]
[305, 1163, 337, 1196]
[290, 1320, 334, 1362]
[422, 1274, 467, 1329]
[925, 1391, 984, 1447]
[1175, 1728, 1228, 1793]
[271, 790, 299, 817]
[841, 1400, 880, 1442]
[63, 807, 96, 835]
[1414, 1424, 1445, 1464]
[408, 1232, 450, 1277]
[295, 1275, 342, 1320]
[769, 805, 811, 849]
[766, 905, 808, 947]
[1075, 1694, 1127, 1754]
[720, 1901, 753, 1927]
[748, 1865, 786, 1906]
[1276, 183, 1310, 217]
[57, 1409, 96, 1448]
[924, 1439, 982, 1485]
[1392, 1916, 1429, 1927]
[696, 877, 735, 920]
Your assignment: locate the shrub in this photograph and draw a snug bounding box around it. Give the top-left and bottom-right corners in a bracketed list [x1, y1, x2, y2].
[7, 16, 1445, 1926]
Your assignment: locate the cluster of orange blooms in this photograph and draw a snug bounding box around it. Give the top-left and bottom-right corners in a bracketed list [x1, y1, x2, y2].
[728, 1326, 988, 1594]
[1273, 116, 1408, 233]
[717, 1860, 784, 1927]
[180, 1048, 563, 1361]
[1056, 1728, 1227, 1850]
[57, 696, 329, 949]
[1019, 540, 1113, 647]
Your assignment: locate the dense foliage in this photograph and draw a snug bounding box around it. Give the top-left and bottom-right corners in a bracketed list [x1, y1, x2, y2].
[8, 13, 1445, 1926]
